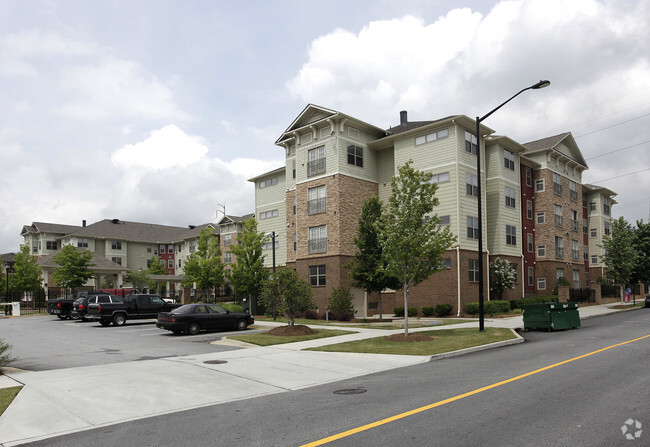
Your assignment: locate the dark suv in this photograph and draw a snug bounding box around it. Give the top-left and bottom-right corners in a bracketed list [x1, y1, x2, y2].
[71, 291, 112, 320]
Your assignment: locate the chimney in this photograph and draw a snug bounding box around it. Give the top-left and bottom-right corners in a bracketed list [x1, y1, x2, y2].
[82, 220, 86, 227]
[400, 110, 408, 126]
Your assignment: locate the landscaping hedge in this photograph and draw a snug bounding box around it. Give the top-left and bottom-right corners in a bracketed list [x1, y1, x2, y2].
[465, 300, 511, 315]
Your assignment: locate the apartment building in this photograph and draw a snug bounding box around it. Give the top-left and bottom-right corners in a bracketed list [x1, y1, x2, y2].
[250, 104, 616, 316]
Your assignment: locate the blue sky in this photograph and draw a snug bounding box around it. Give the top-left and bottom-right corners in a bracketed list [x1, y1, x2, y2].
[1, 0, 649, 252]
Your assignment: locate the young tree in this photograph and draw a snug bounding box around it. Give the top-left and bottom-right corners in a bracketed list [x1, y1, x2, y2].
[632, 220, 650, 284]
[489, 258, 516, 299]
[125, 269, 155, 291]
[381, 161, 456, 335]
[182, 227, 225, 293]
[602, 217, 637, 299]
[227, 218, 269, 313]
[52, 245, 95, 290]
[12, 244, 42, 291]
[259, 267, 314, 326]
[147, 256, 167, 275]
[347, 195, 400, 319]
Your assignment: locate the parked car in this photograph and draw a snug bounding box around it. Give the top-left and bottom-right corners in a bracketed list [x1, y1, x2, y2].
[49, 290, 109, 320]
[72, 292, 117, 321]
[87, 294, 180, 326]
[645, 295, 650, 308]
[156, 303, 254, 335]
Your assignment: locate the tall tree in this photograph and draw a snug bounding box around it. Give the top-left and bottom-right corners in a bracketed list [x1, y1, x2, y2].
[12, 244, 42, 291]
[347, 195, 400, 319]
[602, 217, 637, 298]
[632, 220, 650, 284]
[52, 245, 95, 290]
[259, 267, 314, 326]
[227, 218, 268, 313]
[381, 161, 456, 335]
[182, 227, 225, 292]
[489, 258, 516, 299]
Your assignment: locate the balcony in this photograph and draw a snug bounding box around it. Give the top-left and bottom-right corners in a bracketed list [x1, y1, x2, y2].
[307, 198, 327, 215]
[307, 157, 326, 177]
[554, 215, 563, 227]
[308, 238, 327, 254]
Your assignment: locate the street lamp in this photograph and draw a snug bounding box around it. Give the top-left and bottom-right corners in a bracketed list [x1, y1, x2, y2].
[476, 80, 550, 332]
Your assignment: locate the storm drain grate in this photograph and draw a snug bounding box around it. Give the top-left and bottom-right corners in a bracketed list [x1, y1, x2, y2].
[203, 360, 228, 365]
[333, 388, 367, 395]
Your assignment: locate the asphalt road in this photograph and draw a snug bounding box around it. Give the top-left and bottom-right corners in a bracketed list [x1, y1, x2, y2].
[18, 309, 650, 447]
[0, 314, 261, 371]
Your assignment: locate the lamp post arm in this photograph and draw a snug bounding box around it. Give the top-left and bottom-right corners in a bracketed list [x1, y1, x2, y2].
[478, 86, 532, 124]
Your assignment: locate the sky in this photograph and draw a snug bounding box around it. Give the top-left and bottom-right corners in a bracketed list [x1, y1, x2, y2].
[1, 0, 649, 253]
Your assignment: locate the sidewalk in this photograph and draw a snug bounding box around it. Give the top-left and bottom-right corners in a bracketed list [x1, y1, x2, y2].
[0, 302, 641, 446]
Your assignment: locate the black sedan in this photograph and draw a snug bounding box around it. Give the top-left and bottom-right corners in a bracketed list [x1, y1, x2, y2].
[156, 303, 254, 335]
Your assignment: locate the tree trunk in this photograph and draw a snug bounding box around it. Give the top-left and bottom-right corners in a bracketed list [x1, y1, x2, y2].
[403, 283, 409, 336]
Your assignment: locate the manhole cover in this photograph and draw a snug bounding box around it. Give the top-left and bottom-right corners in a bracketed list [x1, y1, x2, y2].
[203, 360, 228, 365]
[333, 388, 366, 395]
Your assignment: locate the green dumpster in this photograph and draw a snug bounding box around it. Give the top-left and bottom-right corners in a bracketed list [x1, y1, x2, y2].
[523, 302, 580, 331]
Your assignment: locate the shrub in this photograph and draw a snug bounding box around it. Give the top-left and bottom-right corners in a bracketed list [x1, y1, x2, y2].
[393, 307, 404, 317]
[435, 304, 453, 317]
[466, 302, 479, 315]
[407, 307, 418, 317]
[0, 339, 15, 367]
[302, 309, 319, 319]
[328, 287, 355, 320]
[466, 301, 510, 315]
[221, 303, 243, 313]
[510, 296, 559, 310]
[421, 306, 435, 317]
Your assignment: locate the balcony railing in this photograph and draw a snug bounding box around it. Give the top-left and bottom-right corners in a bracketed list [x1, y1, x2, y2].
[554, 215, 563, 227]
[572, 250, 580, 261]
[555, 247, 564, 259]
[554, 182, 563, 195]
[307, 198, 326, 215]
[571, 220, 579, 231]
[570, 190, 578, 201]
[308, 238, 327, 254]
[307, 158, 326, 177]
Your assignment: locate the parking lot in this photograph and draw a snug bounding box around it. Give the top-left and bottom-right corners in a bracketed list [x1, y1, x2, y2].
[0, 314, 260, 371]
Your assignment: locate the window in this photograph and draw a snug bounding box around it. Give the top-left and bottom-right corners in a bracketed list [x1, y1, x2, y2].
[469, 259, 479, 282]
[535, 179, 545, 192]
[430, 172, 450, 183]
[466, 173, 479, 197]
[506, 225, 517, 246]
[77, 238, 88, 248]
[46, 241, 58, 250]
[147, 259, 152, 268]
[111, 257, 122, 265]
[467, 216, 479, 239]
[583, 219, 588, 234]
[308, 225, 327, 254]
[307, 146, 326, 177]
[553, 173, 562, 195]
[292, 159, 296, 179]
[309, 265, 326, 286]
[259, 209, 279, 220]
[536, 212, 546, 224]
[525, 167, 532, 186]
[504, 149, 515, 170]
[292, 196, 296, 215]
[168, 244, 173, 253]
[439, 215, 451, 225]
[589, 202, 596, 212]
[571, 210, 579, 231]
[526, 200, 533, 220]
[160, 259, 166, 267]
[160, 245, 165, 254]
[259, 177, 278, 189]
[465, 131, 477, 155]
[223, 234, 232, 247]
[178, 259, 182, 268]
[527, 233, 534, 253]
[584, 246, 589, 262]
[189, 244, 196, 253]
[590, 228, 597, 238]
[440, 259, 452, 269]
[308, 185, 327, 215]
[347, 145, 363, 167]
[603, 197, 610, 215]
[263, 240, 280, 251]
[505, 187, 516, 208]
[591, 254, 598, 264]
[554, 205, 563, 227]
[572, 270, 580, 289]
[147, 245, 152, 253]
[604, 221, 610, 236]
[224, 252, 232, 264]
[168, 259, 174, 269]
[555, 236, 564, 259]
[556, 268, 565, 280]
[112, 241, 122, 250]
[293, 232, 297, 252]
[569, 181, 578, 201]
[528, 267, 534, 287]
[537, 244, 546, 257]
[415, 128, 449, 145]
[572, 240, 580, 261]
[537, 277, 547, 290]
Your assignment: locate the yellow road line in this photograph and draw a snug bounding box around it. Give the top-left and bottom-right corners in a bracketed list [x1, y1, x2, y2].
[302, 334, 650, 446]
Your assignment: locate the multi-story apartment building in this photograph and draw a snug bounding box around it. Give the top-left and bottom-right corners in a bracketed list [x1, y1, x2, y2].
[251, 104, 616, 316]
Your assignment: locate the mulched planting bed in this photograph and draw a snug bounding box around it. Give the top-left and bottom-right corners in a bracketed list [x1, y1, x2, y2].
[266, 325, 316, 336]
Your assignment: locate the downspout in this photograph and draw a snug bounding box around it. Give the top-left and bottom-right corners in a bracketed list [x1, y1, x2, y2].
[456, 245, 461, 316]
[486, 249, 490, 301]
[521, 253, 525, 297]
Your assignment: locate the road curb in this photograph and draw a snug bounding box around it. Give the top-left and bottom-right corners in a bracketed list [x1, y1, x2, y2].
[428, 328, 524, 361]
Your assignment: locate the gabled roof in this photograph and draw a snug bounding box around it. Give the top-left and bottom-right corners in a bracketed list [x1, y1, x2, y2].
[385, 115, 457, 136]
[21, 222, 82, 237]
[217, 214, 254, 226]
[583, 184, 618, 201]
[522, 132, 588, 169]
[248, 166, 285, 182]
[63, 219, 193, 244]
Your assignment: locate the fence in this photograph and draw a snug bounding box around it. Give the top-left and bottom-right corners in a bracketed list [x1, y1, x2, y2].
[570, 288, 595, 303]
[601, 284, 621, 298]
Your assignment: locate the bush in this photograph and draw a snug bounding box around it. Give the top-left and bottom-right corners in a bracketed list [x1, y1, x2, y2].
[435, 304, 453, 317]
[393, 307, 404, 317]
[466, 300, 510, 315]
[302, 309, 319, 319]
[421, 306, 435, 317]
[0, 339, 15, 367]
[510, 296, 559, 310]
[221, 303, 243, 313]
[328, 287, 355, 320]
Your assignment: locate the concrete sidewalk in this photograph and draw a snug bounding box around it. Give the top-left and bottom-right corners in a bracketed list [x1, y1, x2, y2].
[0, 302, 641, 446]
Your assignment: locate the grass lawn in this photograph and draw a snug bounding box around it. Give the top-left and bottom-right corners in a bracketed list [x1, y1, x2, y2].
[307, 327, 517, 356]
[0, 386, 21, 417]
[229, 329, 355, 346]
[253, 317, 472, 329]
